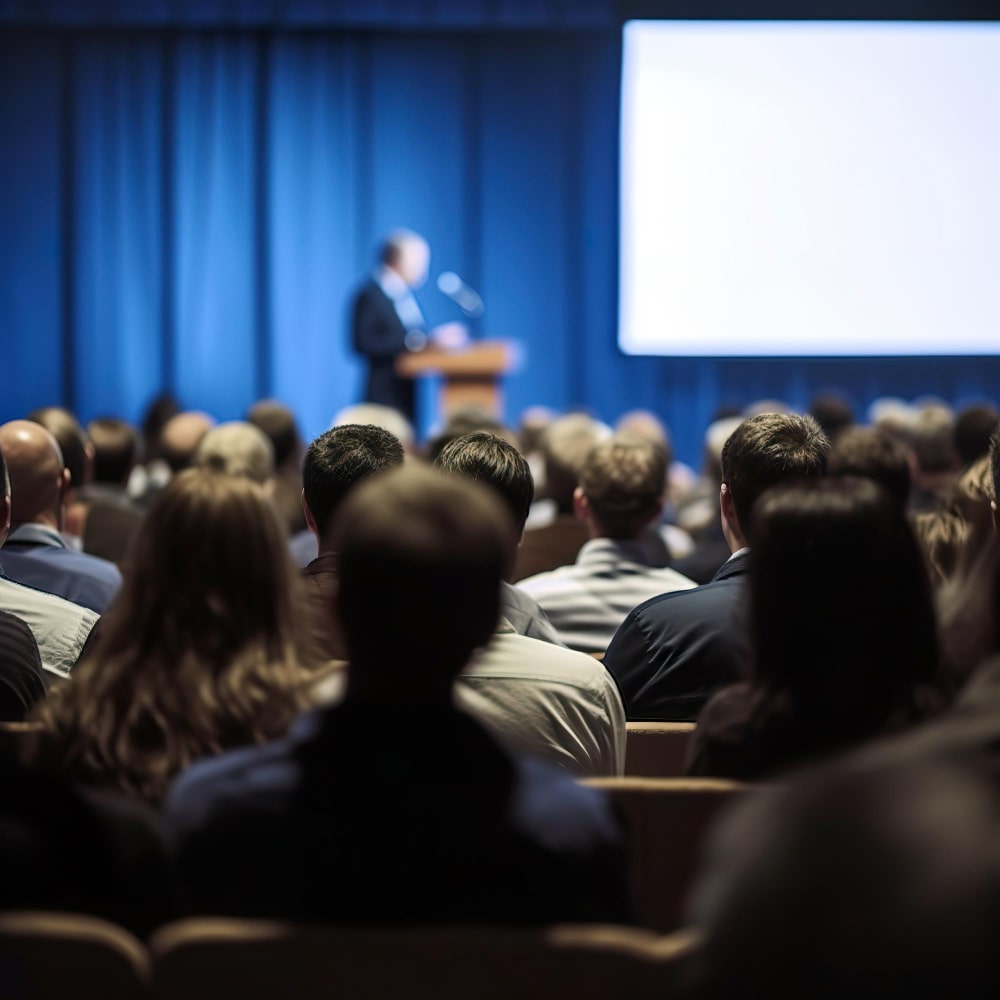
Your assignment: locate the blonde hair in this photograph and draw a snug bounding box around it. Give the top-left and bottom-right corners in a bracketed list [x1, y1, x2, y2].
[37, 469, 320, 804]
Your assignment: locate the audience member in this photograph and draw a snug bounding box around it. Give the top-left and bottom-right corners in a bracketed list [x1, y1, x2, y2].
[34, 469, 320, 805]
[27, 406, 94, 540]
[82, 417, 145, 566]
[300, 424, 405, 660]
[0, 447, 98, 682]
[126, 391, 181, 502]
[687, 760, 1000, 999]
[517, 435, 696, 653]
[193, 421, 275, 486]
[954, 402, 1000, 469]
[909, 404, 960, 514]
[160, 411, 215, 476]
[434, 431, 566, 646]
[809, 391, 855, 442]
[513, 413, 614, 580]
[247, 399, 307, 535]
[165, 464, 631, 924]
[827, 425, 911, 513]
[687, 478, 942, 780]
[605, 413, 829, 721]
[0, 420, 121, 612]
[332, 402, 415, 452]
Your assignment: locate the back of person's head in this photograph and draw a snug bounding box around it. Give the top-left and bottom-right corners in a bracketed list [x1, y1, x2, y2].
[827, 426, 911, 513]
[425, 409, 520, 464]
[0, 420, 65, 524]
[688, 761, 1000, 999]
[720, 412, 829, 544]
[247, 399, 302, 469]
[37, 468, 311, 803]
[751, 478, 938, 722]
[332, 403, 415, 451]
[161, 411, 215, 473]
[614, 410, 674, 466]
[955, 403, 1000, 468]
[809, 392, 855, 443]
[433, 431, 534, 535]
[303, 424, 405, 543]
[194, 421, 275, 486]
[27, 406, 92, 492]
[914, 508, 969, 591]
[912, 404, 959, 475]
[334, 464, 514, 694]
[577, 434, 667, 540]
[87, 417, 139, 486]
[540, 413, 610, 512]
[139, 391, 181, 463]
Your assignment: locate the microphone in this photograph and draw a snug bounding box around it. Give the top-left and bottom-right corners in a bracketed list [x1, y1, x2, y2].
[436, 271, 485, 318]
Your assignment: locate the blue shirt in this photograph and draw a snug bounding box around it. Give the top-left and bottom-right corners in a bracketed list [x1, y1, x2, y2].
[1, 523, 121, 613]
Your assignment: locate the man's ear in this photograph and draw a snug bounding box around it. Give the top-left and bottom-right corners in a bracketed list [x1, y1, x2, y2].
[302, 489, 319, 539]
[573, 485, 589, 523]
[59, 467, 71, 503]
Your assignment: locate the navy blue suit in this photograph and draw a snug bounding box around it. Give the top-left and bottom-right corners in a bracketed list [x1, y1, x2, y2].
[165, 699, 632, 924]
[351, 279, 416, 420]
[604, 551, 751, 722]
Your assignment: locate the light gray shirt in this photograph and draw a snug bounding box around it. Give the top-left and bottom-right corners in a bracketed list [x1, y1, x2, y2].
[516, 537, 697, 654]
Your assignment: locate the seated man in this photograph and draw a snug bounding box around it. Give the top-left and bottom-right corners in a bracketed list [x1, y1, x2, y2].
[517, 434, 696, 653]
[0, 447, 98, 682]
[165, 465, 631, 924]
[0, 421, 121, 613]
[604, 413, 829, 721]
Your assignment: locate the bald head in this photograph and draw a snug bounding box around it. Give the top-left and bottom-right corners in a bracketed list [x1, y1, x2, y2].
[0, 420, 67, 526]
[161, 412, 215, 474]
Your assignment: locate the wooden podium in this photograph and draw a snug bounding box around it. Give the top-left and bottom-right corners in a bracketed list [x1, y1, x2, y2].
[395, 339, 516, 420]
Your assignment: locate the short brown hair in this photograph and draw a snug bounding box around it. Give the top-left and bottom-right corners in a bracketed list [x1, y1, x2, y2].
[579, 435, 666, 539]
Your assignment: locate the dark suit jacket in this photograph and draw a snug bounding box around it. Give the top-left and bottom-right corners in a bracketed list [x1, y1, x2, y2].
[351, 279, 416, 420]
[165, 699, 632, 925]
[604, 551, 751, 722]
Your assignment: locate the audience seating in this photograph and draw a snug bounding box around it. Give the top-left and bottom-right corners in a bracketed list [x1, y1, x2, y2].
[583, 777, 747, 933]
[150, 919, 696, 1000]
[624, 722, 697, 778]
[0, 911, 150, 1000]
[0, 721, 45, 762]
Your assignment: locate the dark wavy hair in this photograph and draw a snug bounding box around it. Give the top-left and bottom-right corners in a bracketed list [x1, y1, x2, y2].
[36, 469, 320, 804]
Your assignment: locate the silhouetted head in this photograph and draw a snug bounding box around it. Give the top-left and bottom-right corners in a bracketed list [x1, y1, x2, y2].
[334, 465, 515, 700]
[575, 434, 666, 540]
[719, 413, 829, 548]
[912, 404, 959, 475]
[750, 477, 938, 713]
[828, 426, 911, 513]
[161, 412, 215, 474]
[689, 760, 1000, 999]
[302, 424, 405, 547]
[434, 431, 534, 536]
[247, 399, 302, 470]
[194, 421, 275, 487]
[809, 392, 855, 442]
[540, 413, 609, 513]
[87, 417, 139, 486]
[955, 403, 999, 468]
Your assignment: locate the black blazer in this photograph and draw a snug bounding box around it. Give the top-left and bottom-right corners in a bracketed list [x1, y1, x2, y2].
[604, 551, 751, 722]
[351, 279, 416, 420]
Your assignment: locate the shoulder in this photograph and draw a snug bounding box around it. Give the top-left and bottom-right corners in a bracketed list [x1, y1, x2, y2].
[469, 632, 613, 693]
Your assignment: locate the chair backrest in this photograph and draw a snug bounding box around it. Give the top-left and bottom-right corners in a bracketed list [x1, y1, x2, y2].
[0, 911, 150, 1000]
[151, 919, 697, 1000]
[583, 777, 747, 933]
[0, 721, 46, 762]
[625, 722, 697, 778]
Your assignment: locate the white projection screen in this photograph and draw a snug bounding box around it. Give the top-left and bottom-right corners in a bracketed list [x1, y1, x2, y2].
[619, 20, 1000, 357]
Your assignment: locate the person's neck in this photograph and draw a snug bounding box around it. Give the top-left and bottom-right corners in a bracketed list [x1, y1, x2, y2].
[20, 510, 61, 533]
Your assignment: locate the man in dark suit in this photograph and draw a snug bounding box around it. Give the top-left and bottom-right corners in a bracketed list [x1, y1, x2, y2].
[604, 413, 829, 721]
[165, 464, 631, 925]
[351, 230, 430, 422]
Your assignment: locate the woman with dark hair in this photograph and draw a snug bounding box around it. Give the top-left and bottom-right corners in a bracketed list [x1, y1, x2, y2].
[34, 468, 323, 805]
[687, 477, 943, 780]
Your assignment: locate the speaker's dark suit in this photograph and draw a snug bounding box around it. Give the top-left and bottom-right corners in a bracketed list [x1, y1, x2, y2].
[604, 551, 750, 722]
[351, 279, 416, 420]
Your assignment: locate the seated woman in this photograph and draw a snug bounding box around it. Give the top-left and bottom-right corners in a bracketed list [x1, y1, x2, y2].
[34, 468, 323, 805]
[687, 477, 943, 781]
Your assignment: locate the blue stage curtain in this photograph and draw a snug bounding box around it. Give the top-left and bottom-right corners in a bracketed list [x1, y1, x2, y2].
[2, 22, 999, 462]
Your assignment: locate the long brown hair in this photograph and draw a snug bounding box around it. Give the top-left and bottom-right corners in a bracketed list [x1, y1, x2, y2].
[36, 469, 320, 804]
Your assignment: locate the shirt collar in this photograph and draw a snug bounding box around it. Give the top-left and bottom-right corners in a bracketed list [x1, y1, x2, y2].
[725, 546, 751, 563]
[6, 523, 69, 550]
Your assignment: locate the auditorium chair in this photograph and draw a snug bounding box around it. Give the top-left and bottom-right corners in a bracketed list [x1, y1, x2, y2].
[150, 920, 698, 1000]
[0, 911, 150, 1000]
[624, 722, 697, 778]
[0, 721, 45, 762]
[583, 777, 747, 933]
